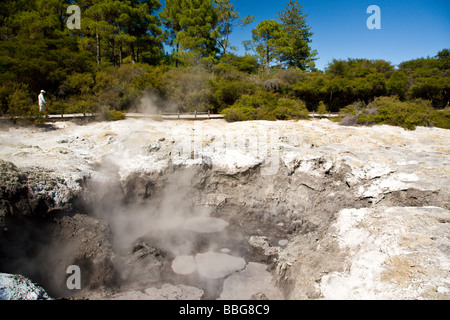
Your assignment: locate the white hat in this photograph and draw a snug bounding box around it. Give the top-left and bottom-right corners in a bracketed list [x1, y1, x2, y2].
[41, 90, 46, 93]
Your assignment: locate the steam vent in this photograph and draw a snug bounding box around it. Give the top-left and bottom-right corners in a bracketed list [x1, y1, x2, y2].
[1, 118, 449, 300]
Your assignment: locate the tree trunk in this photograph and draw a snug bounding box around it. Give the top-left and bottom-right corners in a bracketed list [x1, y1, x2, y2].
[111, 38, 116, 67]
[96, 32, 101, 65]
[119, 41, 123, 66]
[266, 46, 270, 75]
[136, 40, 139, 63]
[175, 43, 180, 68]
[130, 43, 136, 64]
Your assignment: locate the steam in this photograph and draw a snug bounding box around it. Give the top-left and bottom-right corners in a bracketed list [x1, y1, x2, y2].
[132, 91, 179, 114]
[88, 165, 228, 254]
[83, 159, 252, 299]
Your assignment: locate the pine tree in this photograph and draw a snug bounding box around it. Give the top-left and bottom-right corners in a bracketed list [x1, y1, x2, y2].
[177, 0, 219, 61]
[160, 0, 186, 66]
[277, 0, 317, 70]
[161, 0, 220, 65]
[244, 20, 284, 75]
[215, 0, 254, 56]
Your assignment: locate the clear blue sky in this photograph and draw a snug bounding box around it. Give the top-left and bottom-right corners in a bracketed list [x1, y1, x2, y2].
[160, 0, 450, 71]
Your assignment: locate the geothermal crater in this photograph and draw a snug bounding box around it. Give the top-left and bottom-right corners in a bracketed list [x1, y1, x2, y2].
[0, 118, 449, 300]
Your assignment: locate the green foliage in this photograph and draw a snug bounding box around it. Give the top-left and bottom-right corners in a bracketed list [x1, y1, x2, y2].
[277, 0, 316, 70]
[209, 76, 258, 113]
[244, 20, 285, 75]
[100, 108, 127, 121]
[161, 67, 213, 112]
[271, 98, 309, 120]
[244, 0, 317, 72]
[387, 70, 409, 100]
[341, 96, 449, 130]
[222, 91, 308, 122]
[317, 101, 328, 115]
[162, 0, 219, 64]
[398, 51, 449, 108]
[0, 0, 447, 130]
[367, 97, 434, 130]
[430, 108, 450, 130]
[214, 53, 260, 74]
[215, 0, 254, 56]
[7, 84, 35, 118]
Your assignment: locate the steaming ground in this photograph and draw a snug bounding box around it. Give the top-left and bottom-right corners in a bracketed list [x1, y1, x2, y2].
[0, 118, 449, 300]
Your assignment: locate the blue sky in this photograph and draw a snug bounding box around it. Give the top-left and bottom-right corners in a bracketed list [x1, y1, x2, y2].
[160, 0, 450, 71]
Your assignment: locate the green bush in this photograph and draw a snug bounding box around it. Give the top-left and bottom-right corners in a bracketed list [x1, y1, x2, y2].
[369, 97, 433, 130]
[430, 107, 450, 129]
[209, 76, 258, 113]
[222, 105, 256, 122]
[317, 101, 328, 115]
[222, 92, 274, 122]
[340, 96, 449, 130]
[7, 84, 36, 118]
[222, 92, 309, 122]
[270, 98, 309, 120]
[99, 108, 126, 121]
[94, 64, 150, 111]
[161, 67, 213, 112]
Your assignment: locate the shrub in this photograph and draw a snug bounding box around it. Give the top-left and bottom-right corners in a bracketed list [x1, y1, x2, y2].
[317, 101, 328, 115]
[7, 84, 35, 118]
[161, 68, 213, 112]
[94, 64, 149, 111]
[275, 69, 305, 86]
[222, 92, 309, 122]
[222, 105, 256, 122]
[263, 79, 281, 93]
[222, 92, 275, 122]
[340, 96, 449, 130]
[368, 97, 433, 130]
[209, 76, 258, 112]
[99, 108, 126, 121]
[430, 107, 450, 129]
[270, 98, 309, 120]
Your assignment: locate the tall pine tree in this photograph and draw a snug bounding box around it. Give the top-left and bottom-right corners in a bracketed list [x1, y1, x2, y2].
[244, 20, 284, 75]
[215, 0, 254, 56]
[277, 0, 317, 70]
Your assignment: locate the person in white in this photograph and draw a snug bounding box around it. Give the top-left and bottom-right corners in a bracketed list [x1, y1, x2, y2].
[38, 90, 47, 112]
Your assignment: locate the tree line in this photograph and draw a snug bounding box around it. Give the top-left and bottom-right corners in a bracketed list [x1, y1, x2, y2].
[0, 0, 448, 129]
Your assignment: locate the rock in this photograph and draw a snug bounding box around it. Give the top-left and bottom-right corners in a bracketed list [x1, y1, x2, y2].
[110, 284, 204, 300]
[119, 240, 165, 287]
[318, 206, 450, 300]
[219, 263, 283, 300]
[0, 273, 51, 300]
[248, 236, 280, 263]
[0, 119, 448, 301]
[148, 143, 161, 152]
[50, 213, 116, 296]
[144, 284, 204, 300]
[0, 160, 31, 228]
[251, 293, 269, 300]
[0, 159, 79, 228]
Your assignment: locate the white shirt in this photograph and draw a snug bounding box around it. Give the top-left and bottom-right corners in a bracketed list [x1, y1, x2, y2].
[38, 93, 46, 105]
